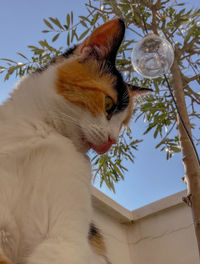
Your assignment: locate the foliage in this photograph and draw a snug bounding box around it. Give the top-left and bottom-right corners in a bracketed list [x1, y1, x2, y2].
[92, 127, 142, 192]
[0, 0, 199, 192]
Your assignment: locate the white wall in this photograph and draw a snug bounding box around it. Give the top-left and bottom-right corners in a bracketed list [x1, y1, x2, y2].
[92, 188, 199, 264]
[127, 204, 199, 264]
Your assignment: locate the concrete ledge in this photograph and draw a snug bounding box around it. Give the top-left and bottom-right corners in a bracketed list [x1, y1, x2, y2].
[131, 190, 187, 221]
[92, 187, 132, 222]
[92, 187, 187, 223]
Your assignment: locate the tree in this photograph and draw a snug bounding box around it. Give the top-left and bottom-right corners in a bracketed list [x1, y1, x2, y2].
[0, 0, 200, 253]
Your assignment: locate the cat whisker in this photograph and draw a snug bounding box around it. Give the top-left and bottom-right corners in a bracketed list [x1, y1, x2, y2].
[59, 114, 81, 127]
[49, 111, 81, 128]
[87, 126, 106, 144]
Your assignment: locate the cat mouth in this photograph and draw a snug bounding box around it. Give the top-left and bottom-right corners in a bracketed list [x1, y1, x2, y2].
[81, 132, 116, 154]
[87, 138, 116, 154]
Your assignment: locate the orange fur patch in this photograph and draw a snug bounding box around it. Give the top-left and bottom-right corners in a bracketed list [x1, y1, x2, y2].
[0, 250, 12, 264]
[56, 58, 117, 116]
[89, 228, 109, 263]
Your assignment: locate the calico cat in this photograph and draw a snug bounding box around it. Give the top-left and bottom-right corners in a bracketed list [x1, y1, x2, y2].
[0, 19, 150, 264]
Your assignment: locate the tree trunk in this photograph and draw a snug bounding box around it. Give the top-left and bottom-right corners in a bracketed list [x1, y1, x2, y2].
[171, 58, 200, 256]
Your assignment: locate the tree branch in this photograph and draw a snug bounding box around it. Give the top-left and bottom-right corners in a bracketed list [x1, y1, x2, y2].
[171, 58, 200, 255]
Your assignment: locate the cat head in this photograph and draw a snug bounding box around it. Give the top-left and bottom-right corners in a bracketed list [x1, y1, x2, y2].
[51, 19, 151, 154]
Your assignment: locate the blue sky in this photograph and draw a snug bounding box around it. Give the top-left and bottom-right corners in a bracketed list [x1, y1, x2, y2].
[0, 0, 199, 210]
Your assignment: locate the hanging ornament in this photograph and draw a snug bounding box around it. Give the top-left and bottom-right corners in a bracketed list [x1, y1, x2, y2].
[131, 34, 174, 79]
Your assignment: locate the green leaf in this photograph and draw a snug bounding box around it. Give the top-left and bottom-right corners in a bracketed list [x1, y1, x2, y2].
[0, 58, 17, 64]
[113, 164, 124, 180]
[176, 3, 185, 6]
[49, 17, 63, 29]
[143, 123, 156, 135]
[67, 14, 70, 28]
[67, 32, 70, 46]
[4, 65, 21, 80]
[64, 25, 69, 30]
[71, 11, 73, 24]
[78, 29, 90, 41]
[42, 30, 50, 33]
[52, 33, 60, 42]
[38, 40, 57, 52]
[91, 13, 99, 25]
[79, 15, 90, 23]
[28, 45, 45, 55]
[153, 126, 161, 138]
[109, 181, 115, 193]
[43, 18, 54, 30]
[17, 52, 29, 61]
[170, 146, 181, 153]
[80, 20, 88, 28]
[71, 29, 75, 43]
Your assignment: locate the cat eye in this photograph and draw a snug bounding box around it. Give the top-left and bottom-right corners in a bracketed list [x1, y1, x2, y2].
[105, 96, 114, 113]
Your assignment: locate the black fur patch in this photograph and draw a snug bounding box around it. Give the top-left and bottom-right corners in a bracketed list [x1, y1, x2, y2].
[62, 46, 76, 58]
[100, 61, 129, 117]
[88, 222, 99, 240]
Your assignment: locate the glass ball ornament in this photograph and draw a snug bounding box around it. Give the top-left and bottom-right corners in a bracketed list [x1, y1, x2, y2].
[131, 34, 174, 78]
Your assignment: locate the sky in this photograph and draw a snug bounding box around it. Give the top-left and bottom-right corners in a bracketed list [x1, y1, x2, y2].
[0, 0, 199, 210]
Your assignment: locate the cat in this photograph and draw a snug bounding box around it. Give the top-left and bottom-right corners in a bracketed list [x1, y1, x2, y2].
[0, 19, 151, 264]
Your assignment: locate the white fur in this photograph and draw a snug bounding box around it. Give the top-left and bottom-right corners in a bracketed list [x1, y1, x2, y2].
[0, 64, 126, 264]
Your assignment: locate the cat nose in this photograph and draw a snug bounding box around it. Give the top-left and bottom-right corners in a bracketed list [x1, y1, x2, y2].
[108, 136, 116, 145]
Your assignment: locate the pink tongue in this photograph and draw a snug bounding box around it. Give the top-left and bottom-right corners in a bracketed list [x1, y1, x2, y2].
[90, 139, 115, 154]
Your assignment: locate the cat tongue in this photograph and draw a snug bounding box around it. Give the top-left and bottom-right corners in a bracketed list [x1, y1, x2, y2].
[90, 138, 116, 154]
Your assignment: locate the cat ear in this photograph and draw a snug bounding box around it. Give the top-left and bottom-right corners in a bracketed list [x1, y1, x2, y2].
[127, 84, 153, 97]
[76, 19, 125, 62]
